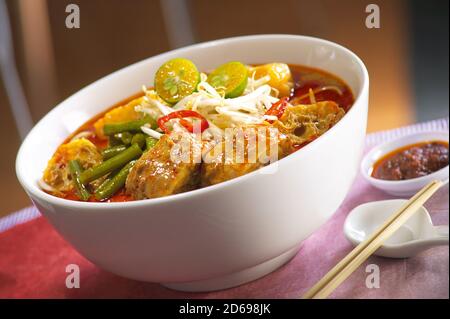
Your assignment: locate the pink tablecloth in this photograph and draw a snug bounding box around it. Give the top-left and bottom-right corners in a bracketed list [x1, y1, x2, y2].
[0, 118, 448, 298]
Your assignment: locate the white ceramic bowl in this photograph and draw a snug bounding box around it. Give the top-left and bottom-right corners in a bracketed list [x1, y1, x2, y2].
[16, 35, 369, 292]
[361, 132, 449, 197]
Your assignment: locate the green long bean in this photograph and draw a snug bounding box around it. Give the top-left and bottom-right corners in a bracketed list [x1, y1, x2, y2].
[79, 144, 142, 184]
[108, 135, 123, 147]
[103, 116, 156, 135]
[131, 133, 146, 149]
[94, 168, 120, 194]
[68, 160, 91, 201]
[145, 137, 158, 151]
[101, 145, 127, 160]
[114, 132, 133, 145]
[94, 160, 136, 200]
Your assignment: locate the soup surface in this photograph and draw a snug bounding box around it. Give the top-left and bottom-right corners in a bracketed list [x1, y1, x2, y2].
[41, 60, 354, 202]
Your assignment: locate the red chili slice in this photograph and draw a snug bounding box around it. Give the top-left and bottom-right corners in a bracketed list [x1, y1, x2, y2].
[265, 97, 289, 123]
[157, 110, 209, 134]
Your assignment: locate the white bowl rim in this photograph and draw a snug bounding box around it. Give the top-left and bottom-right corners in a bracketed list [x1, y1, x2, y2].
[361, 131, 449, 186]
[16, 34, 369, 210]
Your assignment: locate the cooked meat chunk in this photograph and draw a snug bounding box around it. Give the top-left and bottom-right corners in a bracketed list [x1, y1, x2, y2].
[201, 143, 264, 187]
[126, 102, 345, 196]
[126, 133, 202, 199]
[201, 101, 344, 186]
[201, 126, 291, 186]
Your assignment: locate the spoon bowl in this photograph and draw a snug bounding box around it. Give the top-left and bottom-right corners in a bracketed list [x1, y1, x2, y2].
[344, 199, 449, 258]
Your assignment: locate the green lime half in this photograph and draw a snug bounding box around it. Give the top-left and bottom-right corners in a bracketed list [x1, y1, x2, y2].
[155, 58, 200, 104]
[207, 62, 248, 98]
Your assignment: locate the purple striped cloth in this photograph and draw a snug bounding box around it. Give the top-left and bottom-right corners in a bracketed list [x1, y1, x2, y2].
[1, 117, 448, 233]
[0, 206, 40, 233]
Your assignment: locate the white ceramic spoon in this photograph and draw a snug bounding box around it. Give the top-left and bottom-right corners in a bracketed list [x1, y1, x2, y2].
[344, 199, 449, 258]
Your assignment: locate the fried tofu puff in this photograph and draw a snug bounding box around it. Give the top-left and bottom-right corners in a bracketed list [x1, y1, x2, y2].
[43, 138, 102, 193]
[275, 101, 345, 147]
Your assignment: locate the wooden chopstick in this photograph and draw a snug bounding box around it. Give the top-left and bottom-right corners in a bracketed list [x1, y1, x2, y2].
[303, 179, 443, 299]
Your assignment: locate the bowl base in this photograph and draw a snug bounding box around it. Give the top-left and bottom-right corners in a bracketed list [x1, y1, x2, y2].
[161, 246, 300, 292]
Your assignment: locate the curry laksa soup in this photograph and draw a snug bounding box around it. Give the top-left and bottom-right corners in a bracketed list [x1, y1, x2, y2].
[40, 59, 354, 202]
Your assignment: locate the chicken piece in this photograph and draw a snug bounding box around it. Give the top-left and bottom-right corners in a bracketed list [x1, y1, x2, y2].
[43, 138, 102, 192]
[126, 101, 345, 195]
[251, 63, 294, 97]
[201, 101, 344, 186]
[126, 132, 202, 199]
[201, 126, 291, 186]
[274, 100, 345, 147]
[201, 144, 263, 187]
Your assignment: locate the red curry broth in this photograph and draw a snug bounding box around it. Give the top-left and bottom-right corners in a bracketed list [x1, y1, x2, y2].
[54, 64, 355, 202]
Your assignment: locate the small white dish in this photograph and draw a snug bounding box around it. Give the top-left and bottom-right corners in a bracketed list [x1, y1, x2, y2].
[344, 199, 449, 258]
[361, 132, 449, 197]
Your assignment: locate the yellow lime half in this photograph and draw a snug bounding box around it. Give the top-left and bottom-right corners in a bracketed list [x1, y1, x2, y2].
[155, 58, 200, 104]
[207, 62, 248, 98]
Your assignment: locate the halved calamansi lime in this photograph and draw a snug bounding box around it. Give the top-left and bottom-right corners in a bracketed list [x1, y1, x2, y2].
[155, 58, 200, 104]
[207, 61, 248, 98]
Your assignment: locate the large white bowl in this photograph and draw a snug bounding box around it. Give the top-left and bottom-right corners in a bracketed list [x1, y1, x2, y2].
[16, 35, 369, 292]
